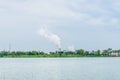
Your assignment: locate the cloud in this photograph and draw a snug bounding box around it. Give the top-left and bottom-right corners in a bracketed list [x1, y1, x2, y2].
[0, 0, 119, 26]
[87, 17, 120, 26]
[0, 0, 120, 51]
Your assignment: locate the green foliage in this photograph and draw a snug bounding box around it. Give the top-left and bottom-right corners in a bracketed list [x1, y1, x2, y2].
[0, 48, 120, 58]
[76, 49, 84, 55]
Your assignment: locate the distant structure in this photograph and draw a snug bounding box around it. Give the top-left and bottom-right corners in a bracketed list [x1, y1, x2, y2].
[58, 48, 61, 51]
[9, 44, 11, 52]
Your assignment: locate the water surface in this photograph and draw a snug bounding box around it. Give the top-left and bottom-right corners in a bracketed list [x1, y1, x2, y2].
[0, 58, 120, 80]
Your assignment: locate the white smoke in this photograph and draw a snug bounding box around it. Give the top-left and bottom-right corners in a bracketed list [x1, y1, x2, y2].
[68, 45, 75, 52]
[38, 27, 61, 48]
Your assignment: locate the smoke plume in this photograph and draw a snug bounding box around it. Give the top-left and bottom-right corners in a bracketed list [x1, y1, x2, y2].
[38, 27, 61, 48]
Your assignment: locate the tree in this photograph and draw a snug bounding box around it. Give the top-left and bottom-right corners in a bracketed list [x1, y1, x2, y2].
[76, 49, 84, 55]
[107, 48, 112, 56]
[118, 50, 120, 56]
[96, 50, 101, 56]
[84, 51, 89, 56]
[102, 50, 108, 56]
[32, 50, 38, 55]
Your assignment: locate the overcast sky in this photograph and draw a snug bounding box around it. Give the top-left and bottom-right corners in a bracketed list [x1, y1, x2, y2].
[0, 0, 120, 52]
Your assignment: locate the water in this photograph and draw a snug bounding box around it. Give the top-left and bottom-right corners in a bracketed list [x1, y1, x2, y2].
[0, 58, 120, 80]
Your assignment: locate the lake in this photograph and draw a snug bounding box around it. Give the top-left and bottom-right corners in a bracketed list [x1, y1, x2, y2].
[0, 58, 120, 80]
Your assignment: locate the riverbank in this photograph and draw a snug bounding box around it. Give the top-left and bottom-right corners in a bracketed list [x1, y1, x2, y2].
[0, 55, 118, 58]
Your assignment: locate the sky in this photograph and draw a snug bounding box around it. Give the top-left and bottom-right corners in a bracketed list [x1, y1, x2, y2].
[0, 0, 120, 52]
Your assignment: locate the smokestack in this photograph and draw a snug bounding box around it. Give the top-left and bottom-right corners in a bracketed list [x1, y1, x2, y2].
[38, 26, 61, 49]
[9, 44, 11, 52]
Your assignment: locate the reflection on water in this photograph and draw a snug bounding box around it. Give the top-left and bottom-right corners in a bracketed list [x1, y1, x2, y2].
[0, 58, 120, 80]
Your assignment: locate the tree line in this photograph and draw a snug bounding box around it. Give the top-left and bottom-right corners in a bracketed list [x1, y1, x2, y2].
[0, 48, 120, 57]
